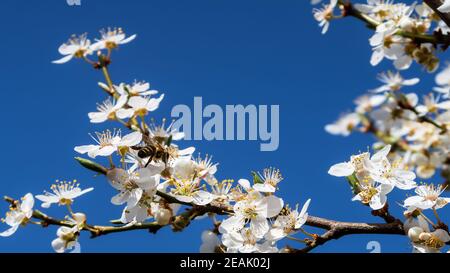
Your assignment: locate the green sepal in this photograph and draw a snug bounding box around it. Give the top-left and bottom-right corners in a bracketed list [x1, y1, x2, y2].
[346, 173, 360, 195]
[252, 171, 264, 184]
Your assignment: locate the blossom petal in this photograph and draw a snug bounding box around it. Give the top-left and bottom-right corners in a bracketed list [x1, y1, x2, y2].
[52, 54, 74, 64]
[219, 216, 245, 234]
[192, 191, 214, 206]
[257, 195, 284, 218]
[328, 162, 354, 177]
[0, 225, 19, 237]
[250, 217, 269, 238]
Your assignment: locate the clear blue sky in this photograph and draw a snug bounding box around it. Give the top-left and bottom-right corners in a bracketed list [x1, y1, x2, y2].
[0, 0, 435, 252]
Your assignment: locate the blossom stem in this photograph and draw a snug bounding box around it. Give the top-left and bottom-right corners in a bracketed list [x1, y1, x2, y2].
[298, 227, 316, 238]
[116, 118, 131, 129]
[108, 155, 115, 168]
[66, 203, 74, 216]
[139, 115, 147, 132]
[82, 56, 96, 66]
[101, 66, 118, 99]
[420, 211, 437, 226]
[432, 207, 443, 225]
[286, 236, 308, 244]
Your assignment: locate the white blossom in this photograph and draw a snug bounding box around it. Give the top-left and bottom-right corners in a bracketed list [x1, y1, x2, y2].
[209, 179, 234, 203]
[364, 145, 417, 190]
[352, 182, 393, 210]
[412, 229, 450, 253]
[148, 119, 185, 142]
[0, 194, 34, 237]
[328, 151, 370, 182]
[74, 130, 142, 158]
[193, 155, 218, 180]
[313, 0, 338, 34]
[266, 199, 311, 241]
[115, 81, 158, 97]
[53, 33, 92, 64]
[117, 95, 164, 119]
[36, 180, 93, 208]
[168, 177, 214, 206]
[219, 193, 283, 238]
[371, 71, 419, 93]
[51, 213, 86, 253]
[106, 167, 160, 208]
[88, 95, 128, 123]
[416, 93, 450, 116]
[435, 64, 450, 98]
[354, 94, 386, 113]
[404, 184, 450, 210]
[325, 113, 361, 136]
[91, 27, 136, 51]
[222, 228, 278, 253]
[252, 168, 283, 193]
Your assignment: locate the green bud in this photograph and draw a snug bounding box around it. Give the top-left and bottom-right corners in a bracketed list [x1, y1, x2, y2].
[75, 157, 108, 175]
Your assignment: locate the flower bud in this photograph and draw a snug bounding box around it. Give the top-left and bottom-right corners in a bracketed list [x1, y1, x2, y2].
[155, 208, 172, 226]
[408, 227, 424, 242]
[72, 213, 87, 224]
[75, 157, 108, 175]
[201, 230, 218, 244]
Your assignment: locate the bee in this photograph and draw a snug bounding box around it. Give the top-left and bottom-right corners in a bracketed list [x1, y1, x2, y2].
[132, 134, 173, 167]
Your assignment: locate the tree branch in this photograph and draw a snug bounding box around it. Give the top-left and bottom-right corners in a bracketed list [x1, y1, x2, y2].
[294, 216, 405, 253]
[424, 0, 450, 28]
[4, 195, 407, 253]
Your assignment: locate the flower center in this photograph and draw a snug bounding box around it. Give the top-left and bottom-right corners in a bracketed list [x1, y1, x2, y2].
[59, 198, 72, 206]
[243, 206, 258, 219]
[74, 49, 86, 58]
[424, 235, 445, 249]
[135, 108, 148, 117]
[105, 41, 118, 49]
[359, 187, 378, 204]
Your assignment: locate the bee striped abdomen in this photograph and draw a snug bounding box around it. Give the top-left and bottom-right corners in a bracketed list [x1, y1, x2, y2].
[138, 146, 156, 158]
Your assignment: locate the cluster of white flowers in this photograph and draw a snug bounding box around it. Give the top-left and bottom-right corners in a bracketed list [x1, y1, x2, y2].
[4, 1, 450, 252]
[0, 27, 316, 253]
[329, 145, 415, 210]
[52, 27, 136, 64]
[312, 0, 450, 71]
[216, 177, 311, 253]
[329, 144, 450, 253]
[319, 0, 450, 253]
[1, 181, 92, 253]
[326, 68, 450, 181]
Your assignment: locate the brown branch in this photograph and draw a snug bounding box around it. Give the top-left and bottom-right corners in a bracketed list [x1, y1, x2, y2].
[4, 195, 406, 253]
[294, 216, 405, 253]
[397, 94, 447, 133]
[424, 0, 450, 28]
[3, 195, 232, 238]
[371, 203, 400, 224]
